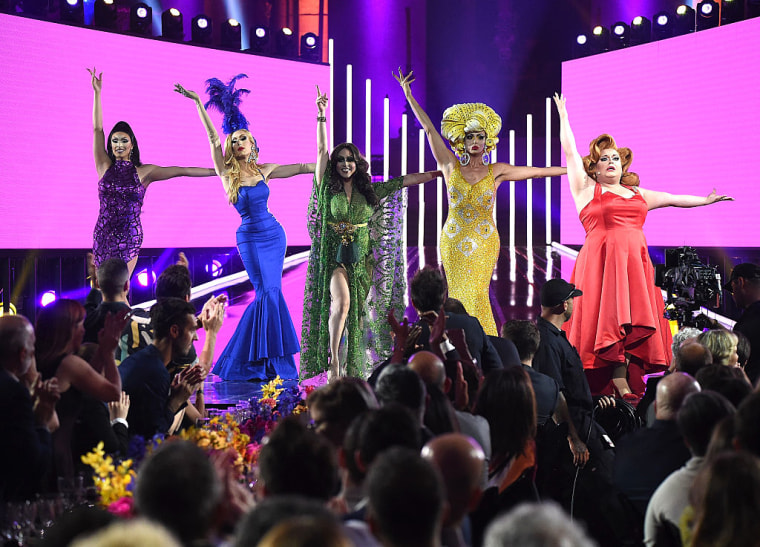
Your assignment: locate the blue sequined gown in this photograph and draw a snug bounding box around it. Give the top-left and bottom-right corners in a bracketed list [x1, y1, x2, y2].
[212, 183, 300, 380]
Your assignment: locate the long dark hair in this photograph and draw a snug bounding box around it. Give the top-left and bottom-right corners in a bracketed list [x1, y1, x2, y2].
[35, 299, 85, 373]
[107, 121, 142, 166]
[328, 143, 378, 207]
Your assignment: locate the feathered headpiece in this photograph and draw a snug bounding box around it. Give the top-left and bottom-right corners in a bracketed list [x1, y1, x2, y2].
[204, 74, 251, 135]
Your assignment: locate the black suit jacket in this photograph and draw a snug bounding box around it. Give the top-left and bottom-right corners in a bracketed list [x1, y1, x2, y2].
[417, 312, 503, 373]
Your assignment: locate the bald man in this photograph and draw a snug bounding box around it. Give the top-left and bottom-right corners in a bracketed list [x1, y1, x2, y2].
[422, 433, 485, 547]
[0, 315, 60, 503]
[613, 372, 700, 515]
[408, 351, 492, 467]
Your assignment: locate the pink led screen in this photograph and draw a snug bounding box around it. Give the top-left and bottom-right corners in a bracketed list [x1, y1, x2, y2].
[0, 14, 329, 249]
[560, 17, 759, 247]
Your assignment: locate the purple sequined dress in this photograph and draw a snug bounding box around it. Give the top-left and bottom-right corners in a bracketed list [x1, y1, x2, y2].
[92, 160, 146, 266]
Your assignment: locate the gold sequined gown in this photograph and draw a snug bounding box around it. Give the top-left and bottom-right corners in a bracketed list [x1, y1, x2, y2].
[441, 164, 499, 335]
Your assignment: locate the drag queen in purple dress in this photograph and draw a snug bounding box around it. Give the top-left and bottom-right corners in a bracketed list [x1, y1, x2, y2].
[89, 68, 216, 274]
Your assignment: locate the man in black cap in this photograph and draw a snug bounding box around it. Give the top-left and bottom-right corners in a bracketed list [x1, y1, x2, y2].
[533, 278, 615, 479]
[726, 263, 760, 384]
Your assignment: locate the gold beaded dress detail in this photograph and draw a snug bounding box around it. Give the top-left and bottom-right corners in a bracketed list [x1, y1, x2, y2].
[440, 164, 499, 335]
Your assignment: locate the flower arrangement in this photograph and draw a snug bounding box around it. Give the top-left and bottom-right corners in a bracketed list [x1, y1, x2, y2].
[81, 376, 311, 513]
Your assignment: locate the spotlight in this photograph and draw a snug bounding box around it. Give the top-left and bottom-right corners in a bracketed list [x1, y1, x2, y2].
[39, 290, 57, 307]
[674, 4, 696, 35]
[589, 25, 609, 54]
[652, 11, 674, 40]
[0, 302, 17, 316]
[610, 21, 630, 49]
[162, 8, 183, 41]
[697, 0, 720, 29]
[221, 18, 241, 50]
[93, 0, 117, 29]
[191, 14, 212, 45]
[300, 32, 320, 62]
[721, 0, 745, 24]
[136, 268, 156, 288]
[630, 16, 651, 45]
[248, 26, 269, 53]
[572, 33, 591, 59]
[130, 3, 152, 36]
[60, 0, 83, 24]
[275, 27, 297, 58]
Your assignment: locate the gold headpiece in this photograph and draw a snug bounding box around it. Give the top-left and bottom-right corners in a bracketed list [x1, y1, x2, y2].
[440, 102, 502, 157]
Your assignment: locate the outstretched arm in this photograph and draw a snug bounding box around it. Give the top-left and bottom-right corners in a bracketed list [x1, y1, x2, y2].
[174, 83, 226, 177]
[495, 164, 567, 183]
[315, 85, 330, 183]
[265, 163, 317, 179]
[639, 187, 733, 210]
[553, 93, 593, 201]
[138, 165, 217, 185]
[394, 69, 456, 171]
[401, 170, 444, 187]
[88, 68, 111, 177]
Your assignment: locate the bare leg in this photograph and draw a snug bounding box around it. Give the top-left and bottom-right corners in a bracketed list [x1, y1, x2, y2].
[329, 267, 350, 381]
[612, 354, 633, 397]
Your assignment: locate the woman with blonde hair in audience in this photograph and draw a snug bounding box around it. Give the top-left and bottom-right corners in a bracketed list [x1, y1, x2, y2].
[697, 329, 739, 367]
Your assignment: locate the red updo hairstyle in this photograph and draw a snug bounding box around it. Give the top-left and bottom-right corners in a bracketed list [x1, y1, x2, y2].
[582, 134, 640, 187]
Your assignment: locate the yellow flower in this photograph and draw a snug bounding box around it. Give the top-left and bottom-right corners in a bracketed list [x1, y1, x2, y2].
[261, 376, 285, 400]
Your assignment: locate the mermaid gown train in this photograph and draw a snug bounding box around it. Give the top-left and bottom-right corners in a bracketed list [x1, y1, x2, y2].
[212, 183, 300, 381]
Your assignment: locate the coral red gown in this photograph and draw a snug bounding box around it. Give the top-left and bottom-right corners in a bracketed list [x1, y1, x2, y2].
[565, 183, 671, 395]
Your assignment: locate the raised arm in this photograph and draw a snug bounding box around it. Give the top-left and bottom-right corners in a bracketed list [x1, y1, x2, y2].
[88, 68, 111, 178]
[401, 170, 444, 187]
[174, 83, 226, 176]
[264, 163, 317, 180]
[638, 187, 733, 211]
[553, 93, 594, 208]
[315, 85, 329, 182]
[394, 69, 457, 172]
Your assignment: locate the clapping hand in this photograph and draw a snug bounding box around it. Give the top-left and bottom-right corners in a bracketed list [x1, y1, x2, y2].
[174, 83, 200, 102]
[108, 391, 130, 421]
[88, 67, 102, 93]
[97, 309, 131, 354]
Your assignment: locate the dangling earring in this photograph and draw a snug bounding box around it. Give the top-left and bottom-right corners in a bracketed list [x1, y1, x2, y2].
[129, 149, 133, 161]
[247, 151, 255, 164]
[459, 152, 470, 166]
[482, 151, 491, 166]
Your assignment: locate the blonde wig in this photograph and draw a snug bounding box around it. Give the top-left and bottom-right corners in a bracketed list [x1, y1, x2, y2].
[222, 129, 259, 204]
[583, 134, 640, 186]
[440, 103, 502, 159]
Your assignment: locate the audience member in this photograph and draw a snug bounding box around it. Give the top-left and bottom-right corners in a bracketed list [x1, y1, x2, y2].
[697, 329, 739, 367]
[375, 364, 433, 443]
[257, 516, 352, 547]
[733, 391, 760, 457]
[70, 519, 181, 547]
[735, 330, 751, 370]
[613, 372, 699, 516]
[0, 315, 59, 503]
[422, 433, 486, 547]
[83, 257, 131, 345]
[235, 496, 336, 546]
[366, 447, 445, 547]
[135, 440, 221, 546]
[694, 364, 752, 408]
[39, 506, 117, 547]
[644, 391, 735, 546]
[119, 298, 204, 437]
[257, 417, 339, 502]
[483, 502, 596, 547]
[306, 377, 378, 448]
[725, 262, 760, 383]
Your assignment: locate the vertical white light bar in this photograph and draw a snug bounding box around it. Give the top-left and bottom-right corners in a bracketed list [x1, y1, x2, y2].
[491, 147, 498, 281]
[545, 97, 552, 245]
[526, 114, 533, 250]
[365, 79, 371, 162]
[401, 114, 408, 304]
[509, 130, 516, 283]
[401, 115, 408, 175]
[418, 129, 426, 268]
[383, 96, 390, 180]
[328, 39, 334, 150]
[346, 64, 352, 144]
[509, 130, 516, 249]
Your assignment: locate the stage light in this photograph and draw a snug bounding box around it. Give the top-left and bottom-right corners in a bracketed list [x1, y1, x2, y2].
[721, 0, 745, 24]
[589, 25, 609, 54]
[221, 18, 241, 50]
[40, 290, 57, 307]
[610, 21, 630, 49]
[249, 26, 269, 53]
[630, 16, 651, 45]
[276, 27, 297, 58]
[205, 259, 223, 278]
[161, 8, 183, 41]
[674, 4, 696, 35]
[652, 11, 674, 40]
[697, 0, 720, 29]
[60, 0, 84, 24]
[136, 268, 156, 287]
[130, 3, 152, 36]
[0, 302, 17, 316]
[191, 14, 212, 45]
[93, 0, 117, 29]
[572, 33, 591, 59]
[300, 32, 320, 62]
